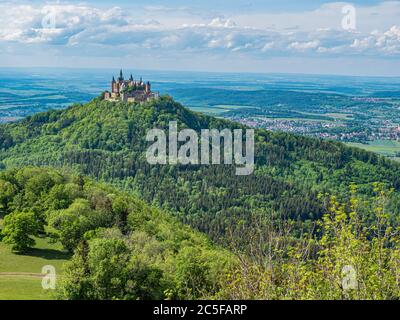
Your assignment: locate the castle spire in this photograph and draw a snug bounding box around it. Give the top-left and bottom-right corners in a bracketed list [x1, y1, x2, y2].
[112, 76, 115, 83]
[119, 69, 124, 81]
[130, 74, 134, 81]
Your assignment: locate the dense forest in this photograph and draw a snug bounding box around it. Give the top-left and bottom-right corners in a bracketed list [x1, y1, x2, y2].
[1, 96, 400, 246]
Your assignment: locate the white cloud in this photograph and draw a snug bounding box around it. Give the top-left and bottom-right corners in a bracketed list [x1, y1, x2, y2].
[349, 26, 400, 55]
[261, 42, 275, 52]
[208, 18, 237, 28]
[0, 1, 399, 60]
[289, 40, 320, 51]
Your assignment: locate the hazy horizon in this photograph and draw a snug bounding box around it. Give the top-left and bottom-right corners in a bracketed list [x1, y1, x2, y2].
[2, 66, 400, 80]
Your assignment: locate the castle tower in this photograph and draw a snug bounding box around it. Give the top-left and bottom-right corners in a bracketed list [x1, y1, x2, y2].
[112, 76, 122, 94]
[145, 81, 151, 94]
[118, 69, 124, 82]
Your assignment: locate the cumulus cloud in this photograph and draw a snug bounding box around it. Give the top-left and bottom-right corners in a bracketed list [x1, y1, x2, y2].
[349, 26, 400, 55]
[208, 18, 237, 28]
[288, 40, 320, 51]
[0, 1, 399, 59]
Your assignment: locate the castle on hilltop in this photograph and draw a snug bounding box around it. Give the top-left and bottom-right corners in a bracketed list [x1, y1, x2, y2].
[104, 70, 159, 103]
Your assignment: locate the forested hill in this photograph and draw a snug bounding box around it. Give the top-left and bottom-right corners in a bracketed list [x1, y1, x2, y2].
[1, 96, 400, 243]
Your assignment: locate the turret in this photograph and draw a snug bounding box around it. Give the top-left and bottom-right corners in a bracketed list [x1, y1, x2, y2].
[112, 74, 123, 93]
[145, 81, 151, 94]
[130, 74, 134, 81]
[118, 69, 124, 82]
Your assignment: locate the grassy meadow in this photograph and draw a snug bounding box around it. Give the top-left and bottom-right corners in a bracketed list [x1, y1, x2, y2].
[347, 140, 400, 158]
[0, 218, 70, 300]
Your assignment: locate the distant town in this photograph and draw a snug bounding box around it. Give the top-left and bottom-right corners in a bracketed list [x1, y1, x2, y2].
[230, 115, 400, 143]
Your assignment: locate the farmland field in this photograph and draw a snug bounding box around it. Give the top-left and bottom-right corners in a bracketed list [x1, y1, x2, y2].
[347, 140, 400, 158]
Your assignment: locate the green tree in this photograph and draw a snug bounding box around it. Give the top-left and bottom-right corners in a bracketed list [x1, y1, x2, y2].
[48, 199, 109, 252]
[58, 238, 165, 300]
[112, 195, 130, 234]
[0, 179, 16, 213]
[1, 212, 39, 252]
[221, 184, 400, 300]
[175, 247, 212, 299]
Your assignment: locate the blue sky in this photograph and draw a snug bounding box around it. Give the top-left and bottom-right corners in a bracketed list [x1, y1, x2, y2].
[1, 0, 400, 76]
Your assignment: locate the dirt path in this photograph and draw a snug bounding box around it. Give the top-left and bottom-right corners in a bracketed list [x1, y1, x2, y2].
[0, 272, 44, 278]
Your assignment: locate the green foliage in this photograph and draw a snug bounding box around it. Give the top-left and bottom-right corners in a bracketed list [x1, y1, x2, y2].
[1, 97, 400, 250]
[111, 195, 130, 234]
[1, 212, 40, 252]
[220, 184, 400, 300]
[1, 97, 400, 300]
[0, 178, 16, 212]
[0, 167, 234, 300]
[59, 238, 165, 300]
[48, 199, 110, 252]
[175, 247, 214, 299]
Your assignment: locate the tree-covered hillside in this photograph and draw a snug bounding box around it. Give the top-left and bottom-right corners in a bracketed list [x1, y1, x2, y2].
[1, 96, 400, 244]
[1, 98, 400, 300]
[0, 167, 233, 300]
[1, 167, 399, 300]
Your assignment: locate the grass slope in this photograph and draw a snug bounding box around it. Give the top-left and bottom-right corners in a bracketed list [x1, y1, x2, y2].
[0, 217, 70, 300]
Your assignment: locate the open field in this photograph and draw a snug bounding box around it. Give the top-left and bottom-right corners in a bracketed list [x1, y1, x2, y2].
[347, 140, 400, 158]
[299, 112, 354, 120]
[190, 106, 229, 114]
[190, 104, 256, 115]
[324, 113, 354, 120]
[0, 219, 70, 300]
[0, 277, 54, 300]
